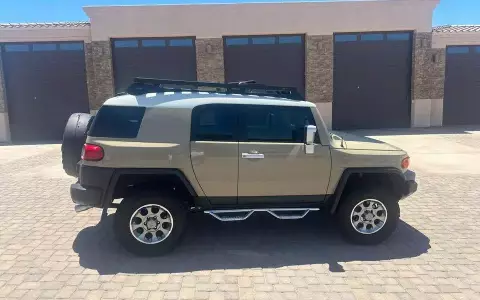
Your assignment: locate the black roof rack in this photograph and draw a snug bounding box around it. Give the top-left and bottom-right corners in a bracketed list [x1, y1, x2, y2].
[125, 77, 304, 101]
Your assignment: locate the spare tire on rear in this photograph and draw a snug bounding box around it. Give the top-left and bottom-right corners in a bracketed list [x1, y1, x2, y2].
[62, 113, 94, 177]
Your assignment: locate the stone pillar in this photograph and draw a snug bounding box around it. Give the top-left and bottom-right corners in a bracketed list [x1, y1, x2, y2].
[306, 35, 334, 128]
[195, 38, 225, 83]
[84, 43, 96, 112]
[87, 41, 115, 111]
[411, 32, 446, 127]
[0, 52, 10, 142]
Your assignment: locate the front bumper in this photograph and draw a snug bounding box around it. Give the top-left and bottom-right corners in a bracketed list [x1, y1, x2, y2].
[70, 182, 103, 208]
[402, 170, 418, 198]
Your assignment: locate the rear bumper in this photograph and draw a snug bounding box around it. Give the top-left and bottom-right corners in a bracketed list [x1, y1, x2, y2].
[70, 165, 114, 209]
[70, 183, 103, 208]
[402, 170, 418, 198]
[404, 180, 418, 198]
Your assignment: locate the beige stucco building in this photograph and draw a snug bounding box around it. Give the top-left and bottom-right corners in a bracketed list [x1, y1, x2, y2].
[0, 0, 479, 142]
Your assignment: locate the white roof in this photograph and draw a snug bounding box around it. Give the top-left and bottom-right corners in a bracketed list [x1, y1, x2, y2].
[103, 91, 315, 109]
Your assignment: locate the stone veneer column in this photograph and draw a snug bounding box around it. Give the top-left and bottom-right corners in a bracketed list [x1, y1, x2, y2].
[0, 52, 10, 142]
[84, 43, 96, 113]
[195, 38, 225, 83]
[87, 41, 115, 111]
[306, 35, 334, 129]
[411, 32, 446, 127]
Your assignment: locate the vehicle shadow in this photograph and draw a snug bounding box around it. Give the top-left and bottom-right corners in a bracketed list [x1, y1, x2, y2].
[73, 212, 430, 275]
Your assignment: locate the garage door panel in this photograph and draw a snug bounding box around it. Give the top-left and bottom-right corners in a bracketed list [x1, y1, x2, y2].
[114, 48, 196, 74]
[226, 46, 303, 87]
[2, 42, 89, 141]
[3, 51, 45, 140]
[30, 51, 88, 116]
[224, 35, 305, 97]
[333, 32, 412, 130]
[444, 46, 480, 125]
[112, 38, 196, 93]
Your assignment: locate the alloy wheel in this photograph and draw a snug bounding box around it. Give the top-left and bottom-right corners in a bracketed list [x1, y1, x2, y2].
[129, 204, 174, 244]
[350, 199, 388, 234]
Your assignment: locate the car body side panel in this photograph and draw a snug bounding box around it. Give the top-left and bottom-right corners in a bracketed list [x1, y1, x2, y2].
[327, 148, 406, 195]
[84, 106, 206, 197]
[237, 142, 331, 199]
[83, 100, 410, 202]
[190, 141, 239, 204]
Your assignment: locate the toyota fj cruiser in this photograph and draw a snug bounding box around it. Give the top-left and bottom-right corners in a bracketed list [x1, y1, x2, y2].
[63, 78, 417, 256]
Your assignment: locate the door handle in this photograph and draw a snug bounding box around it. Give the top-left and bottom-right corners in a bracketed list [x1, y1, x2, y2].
[242, 153, 264, 159]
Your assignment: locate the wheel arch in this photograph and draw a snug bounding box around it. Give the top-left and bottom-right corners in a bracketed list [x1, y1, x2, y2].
[104, 168, 199, 208]
[329, 168, 406, 214]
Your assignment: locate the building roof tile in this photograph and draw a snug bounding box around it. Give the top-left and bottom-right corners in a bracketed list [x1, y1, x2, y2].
[433, 25, 480, 33]
[0, 22, 90, 29]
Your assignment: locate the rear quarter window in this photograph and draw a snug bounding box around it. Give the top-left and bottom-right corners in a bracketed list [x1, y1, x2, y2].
[89, 106, 146, 138]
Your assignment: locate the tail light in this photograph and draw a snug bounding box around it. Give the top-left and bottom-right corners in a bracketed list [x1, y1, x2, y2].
[401, 156, 410, 169]
[82, 144, 104, 161]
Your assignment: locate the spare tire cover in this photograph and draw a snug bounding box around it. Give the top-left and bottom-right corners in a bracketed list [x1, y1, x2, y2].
[62, 113, 93, 177]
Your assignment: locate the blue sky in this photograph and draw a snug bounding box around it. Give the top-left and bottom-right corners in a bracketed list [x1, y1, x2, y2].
[0, 0, 478, 26]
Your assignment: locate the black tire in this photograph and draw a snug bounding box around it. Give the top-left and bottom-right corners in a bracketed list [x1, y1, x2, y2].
[114, 192, 187, 256]
[61, 113, 93, 177]
[337, 188, 400, 245]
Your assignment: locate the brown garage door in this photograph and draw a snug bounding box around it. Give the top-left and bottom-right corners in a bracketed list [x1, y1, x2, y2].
[224, 35, 305, 97]
[443, 46, 480, 125]
[112, 37, 197, 93]
[333, 32, 413, 130]
[1, 42, 89, 142]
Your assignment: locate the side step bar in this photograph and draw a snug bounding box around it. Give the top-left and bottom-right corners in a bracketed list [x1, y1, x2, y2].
[204, 208, 319, 222]
[75, 204, 93, 213]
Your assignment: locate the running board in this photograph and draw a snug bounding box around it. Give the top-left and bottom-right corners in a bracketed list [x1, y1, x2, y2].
[204, 208, 319, 222]
[74, 204, 93, 213]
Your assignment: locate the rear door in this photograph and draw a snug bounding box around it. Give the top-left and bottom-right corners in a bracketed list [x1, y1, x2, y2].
[190, 104, 239, 205]
[237, 105, 331, 205]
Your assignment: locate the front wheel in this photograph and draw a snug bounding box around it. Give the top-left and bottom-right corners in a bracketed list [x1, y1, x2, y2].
[337, 189, 399, 245]
[114, 193, 187, 256]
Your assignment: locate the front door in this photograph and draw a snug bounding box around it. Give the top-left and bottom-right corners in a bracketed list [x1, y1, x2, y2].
[190, 104, 239, 205]
[237, 105, 331, 205]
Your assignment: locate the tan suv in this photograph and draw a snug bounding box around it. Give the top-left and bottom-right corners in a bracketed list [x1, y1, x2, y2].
[63, 78, 417, 256]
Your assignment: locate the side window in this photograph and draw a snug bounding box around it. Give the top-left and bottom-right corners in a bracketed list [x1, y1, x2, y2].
[191, 105, 238, 142]
[89, 106, 146, 138]
[241, 105, 317, 143]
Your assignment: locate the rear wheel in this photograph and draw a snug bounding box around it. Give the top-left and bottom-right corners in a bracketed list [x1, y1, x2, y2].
[114, 193, 187, 256]
[337, 188, 399, 245]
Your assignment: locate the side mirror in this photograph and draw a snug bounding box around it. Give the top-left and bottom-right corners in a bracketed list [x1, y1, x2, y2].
[305, 125, 317, 154]
[305, 125, 317, 145]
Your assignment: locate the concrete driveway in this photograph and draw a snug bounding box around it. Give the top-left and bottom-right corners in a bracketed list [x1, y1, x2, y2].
[0, 127, 479, 300]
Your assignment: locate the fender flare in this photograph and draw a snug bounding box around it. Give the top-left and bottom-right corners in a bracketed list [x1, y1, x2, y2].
[102, 168, 198, 207]
[329, 167, 406, 214]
